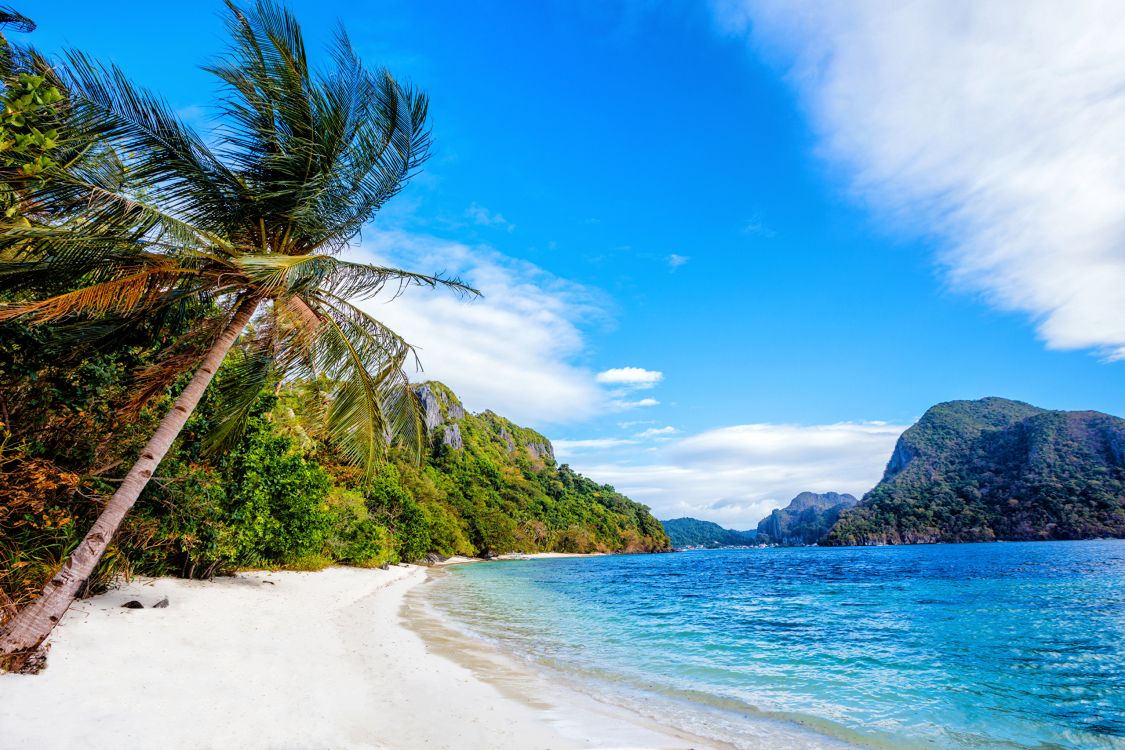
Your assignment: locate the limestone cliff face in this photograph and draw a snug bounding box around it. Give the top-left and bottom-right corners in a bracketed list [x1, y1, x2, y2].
[414, 382, 554, 462]
[416, 383, 465, 431]
[415, 383, 467, 451]
[756, 492, 858, 546]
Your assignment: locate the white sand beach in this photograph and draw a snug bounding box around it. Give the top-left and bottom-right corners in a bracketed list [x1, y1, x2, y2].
[0, 564, 715, 750]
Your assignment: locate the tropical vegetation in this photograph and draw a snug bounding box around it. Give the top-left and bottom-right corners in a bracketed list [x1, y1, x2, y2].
[0, 0, 471, 660]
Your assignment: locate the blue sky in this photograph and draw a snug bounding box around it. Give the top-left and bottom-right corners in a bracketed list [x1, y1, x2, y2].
[24, 1, 1125, 526]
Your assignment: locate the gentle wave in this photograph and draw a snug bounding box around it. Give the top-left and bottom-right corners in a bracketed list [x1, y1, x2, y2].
[426, 541, 1125, 749]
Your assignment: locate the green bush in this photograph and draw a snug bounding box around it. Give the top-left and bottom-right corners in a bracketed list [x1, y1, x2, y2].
[221, 415, 332, 567]
[324, 488, 396, 566]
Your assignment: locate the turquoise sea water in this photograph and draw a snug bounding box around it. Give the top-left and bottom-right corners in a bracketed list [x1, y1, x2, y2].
[426, 541, 1125, 749]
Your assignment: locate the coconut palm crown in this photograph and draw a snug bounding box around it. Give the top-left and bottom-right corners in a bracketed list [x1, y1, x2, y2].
[0, 0, 474, 661]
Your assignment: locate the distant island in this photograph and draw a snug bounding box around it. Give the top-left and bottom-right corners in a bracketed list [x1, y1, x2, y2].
[661, 517, 757, 548]
[826, 397, 1125, 545]
[670, 397, 1125, 548]
[664, 491, 856, 548]
[757, 492, 857, 545]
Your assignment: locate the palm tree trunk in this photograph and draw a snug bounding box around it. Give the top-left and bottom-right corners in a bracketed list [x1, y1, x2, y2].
[0, 296, 260, 664]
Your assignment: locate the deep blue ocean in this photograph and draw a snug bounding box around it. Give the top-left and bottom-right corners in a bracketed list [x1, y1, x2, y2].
[427, 541, 1125, 749]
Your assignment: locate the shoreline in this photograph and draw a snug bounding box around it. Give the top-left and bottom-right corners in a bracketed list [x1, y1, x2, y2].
[404, 565, 731, 750]
[414, 559, 863, 750]
[0, 564, 714, 750]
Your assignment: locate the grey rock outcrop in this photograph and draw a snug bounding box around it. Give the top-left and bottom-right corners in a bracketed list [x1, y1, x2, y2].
[526, 442, 553, 461]
[441, 424, 463, 450]
[416, 384, 446, 431]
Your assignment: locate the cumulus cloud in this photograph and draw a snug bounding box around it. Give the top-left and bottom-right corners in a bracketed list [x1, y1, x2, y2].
[595, 367, 664, 388]
[563, 421, 907, 528]
[344, 230, 606, 425]
[714, 0, 1125, 359]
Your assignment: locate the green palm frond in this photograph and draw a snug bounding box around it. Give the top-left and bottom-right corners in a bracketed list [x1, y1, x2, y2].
[293, 293, 422, 473]
[205, 0, 432, 255]
[4, 0, 472, 479]
[54, 50, 246, 242]
[203, 321, 279, 452]
[232, 253, 477, 299]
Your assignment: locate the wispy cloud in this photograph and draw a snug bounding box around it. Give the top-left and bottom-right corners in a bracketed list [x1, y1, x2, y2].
[618, 419, 657, 429]
[565, 420, 907, 528]
[554, 438, 638, 454]
[465, 202, 515, 232]
[667, 253, 690, 270]
[714, 0, 1125, 360]
[635, 426, 678, 439]
[742, 211, 777, 238]
[611, 397, 660, 410]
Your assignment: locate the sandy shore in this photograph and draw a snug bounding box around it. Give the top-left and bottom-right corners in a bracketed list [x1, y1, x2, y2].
[0, 564, 714, 750]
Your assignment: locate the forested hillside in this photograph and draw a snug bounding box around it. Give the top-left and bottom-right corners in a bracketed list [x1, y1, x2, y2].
[0, 323, 667, 611]
[825, 398, 1125, 545]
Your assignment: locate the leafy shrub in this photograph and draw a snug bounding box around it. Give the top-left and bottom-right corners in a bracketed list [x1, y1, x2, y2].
[324, 489, 396, 566]
[221, 415, 332, 567]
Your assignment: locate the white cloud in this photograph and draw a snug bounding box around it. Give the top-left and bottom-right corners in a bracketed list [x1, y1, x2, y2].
[667, 253, 690, 269]
[634, 426, 677, 439]
[714, 0, 1125, 360]
[465, 202, 515, 232]
[554, 438, 638, 455]
[344, 230, 604, 425]
[566, 421, 907, 528]
[618, 419, 657, 429]
[595, 367, 664, 388]
[611, 397, 660, 410]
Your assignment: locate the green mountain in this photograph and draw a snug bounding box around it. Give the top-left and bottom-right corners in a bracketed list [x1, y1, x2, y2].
[825, 397, 1125, 545]
[414, 383, 670, 555]
[661, 517, 757, 548]
[756, 492, 857, 545]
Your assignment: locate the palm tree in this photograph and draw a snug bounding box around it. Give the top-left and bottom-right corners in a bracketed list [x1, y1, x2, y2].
[0, 0, 473, 661]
